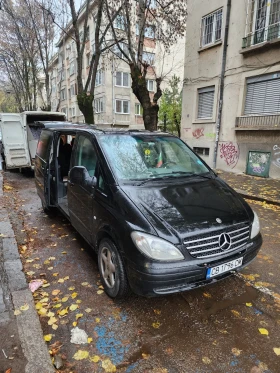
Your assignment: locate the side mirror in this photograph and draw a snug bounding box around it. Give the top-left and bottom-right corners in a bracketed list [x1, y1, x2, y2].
[69, 166, 87, 185]
[69, 166, 97, 189]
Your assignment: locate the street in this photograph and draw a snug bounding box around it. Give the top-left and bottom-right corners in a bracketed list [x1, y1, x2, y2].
[1, 170, 280, 373]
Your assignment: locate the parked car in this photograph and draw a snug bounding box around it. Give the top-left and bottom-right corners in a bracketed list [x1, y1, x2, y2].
[35, 126, 262, 298]
[0, 111, 66, 170]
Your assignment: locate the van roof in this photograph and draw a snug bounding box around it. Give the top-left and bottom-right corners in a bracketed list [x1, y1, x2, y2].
[33, 121, 87, 128]
[42, 125, 174, 137]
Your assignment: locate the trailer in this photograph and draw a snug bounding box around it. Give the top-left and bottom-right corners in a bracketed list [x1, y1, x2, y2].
[0, 111, 66, 170]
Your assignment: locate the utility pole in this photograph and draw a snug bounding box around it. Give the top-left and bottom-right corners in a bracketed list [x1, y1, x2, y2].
[213, 0, 231, 169]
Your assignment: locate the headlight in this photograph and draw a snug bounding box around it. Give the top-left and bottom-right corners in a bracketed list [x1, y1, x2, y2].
[131, 231, 184, 261]
[250, 211, 260, 239]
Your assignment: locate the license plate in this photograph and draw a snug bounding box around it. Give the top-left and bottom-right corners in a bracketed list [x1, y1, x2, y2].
[206, 257, 243, 279]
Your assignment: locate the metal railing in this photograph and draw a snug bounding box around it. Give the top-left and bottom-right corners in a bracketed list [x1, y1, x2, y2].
[236, 114, 280, 128]
[242, 22, 280, 48]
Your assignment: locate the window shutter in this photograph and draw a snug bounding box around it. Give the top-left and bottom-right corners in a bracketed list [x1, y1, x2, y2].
[197, 87, 215, 118]
[245, 74, 280, 115]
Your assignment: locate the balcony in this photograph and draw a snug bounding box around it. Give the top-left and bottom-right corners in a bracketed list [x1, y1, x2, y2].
[241, 23, 280, 53]
[236, 114, 280, 130]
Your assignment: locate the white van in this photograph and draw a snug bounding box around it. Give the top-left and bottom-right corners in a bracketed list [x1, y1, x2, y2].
[0, 111, 66, 170]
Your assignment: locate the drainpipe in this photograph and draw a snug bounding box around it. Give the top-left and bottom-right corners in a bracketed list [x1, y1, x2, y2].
[213, 0, 231, 169]
[112, 58, 115, 126]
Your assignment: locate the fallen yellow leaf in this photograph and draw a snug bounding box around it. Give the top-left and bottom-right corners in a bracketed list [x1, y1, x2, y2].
[53, 303, 62, 308]
[52, 324, 58, 330]
[88, 337, 93, 343]
[69, 286, 75, 291]
[42, 283, 50, 288]
[35, 302, 43, 310]
[73, 350, 89, 360]
[44, 334, 52, 342]
[82, 282, 89, 286]
[4, 185, 13, 190]
[69, 304, 78, 311]
[38, 308, 48, 316]
[73, 321, 77, 327]
[85, 308, 92, 313]
[273, 347, 280, 356]
[61, 251, 67, 254]
[61, 297, 69, 302]
[232, 348, 242, 356]
[57, 278, 64, 283]
[202, 357, 211, 364]
[53, 273, 59, 277]
[76, 313, 83, 320]
[14, 309, 21, 316]
[76, 300, 82, 304]
[246, 303, 252, 307]
[47, 311, 55, 317]
[142, 353, 150, 359]
[49, 257, 55, 261]
[52, 290, 60, 296]
[154, 309, 161, 315]
[90, 355, 100, 363]
[102, 359, 116, 372]
[152, 322, 161, 329]
[71, 292, 78, 299]
[97, 290, 104, 295]
[40, 297, 49, 303]
[259, 328, 269, 335]
[26, 271, 35, 276]
[20, 304, 29, 311]
[48, 317, 57, 326]
[95, 318, 100, 323]
[58, 308, 68, 316]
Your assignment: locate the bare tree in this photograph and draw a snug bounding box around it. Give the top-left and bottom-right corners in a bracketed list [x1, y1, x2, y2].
[105, 0, 187, 131]
[45, 0, 124, 123]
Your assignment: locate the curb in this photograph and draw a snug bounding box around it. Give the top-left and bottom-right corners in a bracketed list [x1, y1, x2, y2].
[235, 189, 280, 207]
[0, 171, 55, 373]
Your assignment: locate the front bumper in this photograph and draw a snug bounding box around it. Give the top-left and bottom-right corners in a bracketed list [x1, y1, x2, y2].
[126, 233, 262, 297]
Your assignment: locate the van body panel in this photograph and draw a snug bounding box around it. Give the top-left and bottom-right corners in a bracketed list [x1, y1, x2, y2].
[0, 113, 31, 168]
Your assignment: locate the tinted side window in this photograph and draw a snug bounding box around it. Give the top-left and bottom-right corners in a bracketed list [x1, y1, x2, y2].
[37, 131, 52, 161]
[74, 135, 97, 177]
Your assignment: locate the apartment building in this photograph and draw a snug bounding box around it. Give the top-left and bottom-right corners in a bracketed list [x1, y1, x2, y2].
[182, 0, 280, 178]
[48, 2, 185, 129]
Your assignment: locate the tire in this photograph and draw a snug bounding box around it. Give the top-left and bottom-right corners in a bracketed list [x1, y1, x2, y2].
[98, 238, 130, 299]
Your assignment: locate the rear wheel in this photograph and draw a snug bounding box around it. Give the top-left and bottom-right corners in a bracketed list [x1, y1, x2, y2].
[98, 238, 130, 298]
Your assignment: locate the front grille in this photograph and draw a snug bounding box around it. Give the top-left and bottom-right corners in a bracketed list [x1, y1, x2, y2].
[183, 223, 250, 259]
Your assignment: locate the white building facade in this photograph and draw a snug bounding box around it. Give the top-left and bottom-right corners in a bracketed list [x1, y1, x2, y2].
[182, 0, 280, 179]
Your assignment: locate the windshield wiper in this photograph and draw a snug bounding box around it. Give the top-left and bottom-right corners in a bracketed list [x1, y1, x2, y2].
[136, 172, 214, 185]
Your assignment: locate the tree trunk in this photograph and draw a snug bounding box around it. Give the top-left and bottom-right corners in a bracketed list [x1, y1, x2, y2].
[77, 92, 94, 124]
[142, 105, 158, 131]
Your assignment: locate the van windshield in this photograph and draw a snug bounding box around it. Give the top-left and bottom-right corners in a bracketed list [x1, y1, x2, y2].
[98, 134, 211, 182]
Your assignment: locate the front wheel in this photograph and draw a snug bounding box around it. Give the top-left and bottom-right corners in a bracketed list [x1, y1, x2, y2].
[98, 238, 130, 299]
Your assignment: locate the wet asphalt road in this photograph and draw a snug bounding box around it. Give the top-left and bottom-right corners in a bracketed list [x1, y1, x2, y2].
[2, 170, 280, 373]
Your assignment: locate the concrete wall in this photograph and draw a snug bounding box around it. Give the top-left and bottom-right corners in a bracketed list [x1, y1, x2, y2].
[182, 0, 280, 179]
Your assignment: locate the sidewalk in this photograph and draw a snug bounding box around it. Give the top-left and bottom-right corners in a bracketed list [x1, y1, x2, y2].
[0, 172, 54, 373]
[217, 169, 280, 205]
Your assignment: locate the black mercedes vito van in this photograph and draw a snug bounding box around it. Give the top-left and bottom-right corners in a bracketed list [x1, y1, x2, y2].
[35, 126, 262, 298]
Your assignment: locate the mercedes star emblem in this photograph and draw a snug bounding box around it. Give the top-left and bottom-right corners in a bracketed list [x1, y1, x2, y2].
[219, 233, 231, 251]
[216, 218, 222, 224]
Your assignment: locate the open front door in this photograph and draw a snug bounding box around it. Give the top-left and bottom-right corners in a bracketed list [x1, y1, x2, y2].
[0, 113, 31, 169]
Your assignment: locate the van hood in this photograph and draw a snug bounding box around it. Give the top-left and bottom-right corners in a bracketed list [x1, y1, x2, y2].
[121, 177, 251, 243]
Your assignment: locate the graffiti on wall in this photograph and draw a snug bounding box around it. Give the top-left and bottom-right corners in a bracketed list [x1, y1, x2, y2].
[192, 128, 204, 139]
[273, 145, 280, 168]
[219, 142, 240, 169]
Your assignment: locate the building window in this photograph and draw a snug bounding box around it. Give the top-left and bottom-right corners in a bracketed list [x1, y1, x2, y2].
[71, 107, 76, 117]
[70, 61, 75, 75]
[243, 0, 280, 48]
[142, 51, 155, 65]
[60, 88, 66, 100]
[197, 86, 215, 119]
[114, 15, 126, 30]
[146, 79, 154, 91]
[70, 84, 76, 96]
[193, 147, 210, 156]
[94, 97, 104, 113]
[95, 69, 104, 86]
[135, 103, 143, 116]
[136, 24, 156, 38]
[115, 99, 130, 114]
[244, 72, 280, 115]
[201, 8, 223, 47]
[115, 72, 129, 87]
[112, 42, 129, 58]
